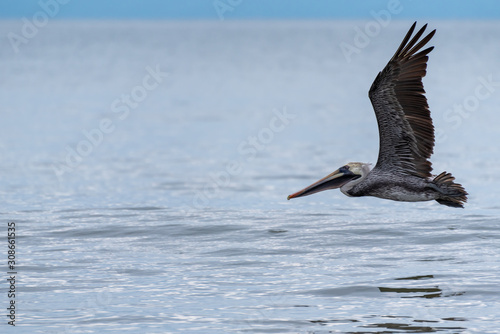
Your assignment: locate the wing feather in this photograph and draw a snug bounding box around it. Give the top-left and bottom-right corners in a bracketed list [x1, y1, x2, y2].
[369, 22, 436, 178]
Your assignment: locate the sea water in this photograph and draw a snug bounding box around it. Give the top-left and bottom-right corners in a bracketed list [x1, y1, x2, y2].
[0, 20, 499, 333]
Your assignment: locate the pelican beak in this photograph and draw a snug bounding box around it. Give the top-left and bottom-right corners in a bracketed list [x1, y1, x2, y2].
[287, 168, 359, 200]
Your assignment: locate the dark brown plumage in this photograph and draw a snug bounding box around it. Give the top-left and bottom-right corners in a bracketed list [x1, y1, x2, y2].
[369, 22, 436, 178]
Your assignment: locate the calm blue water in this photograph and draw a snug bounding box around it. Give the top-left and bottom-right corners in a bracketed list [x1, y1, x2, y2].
[1, 20, 500, 333]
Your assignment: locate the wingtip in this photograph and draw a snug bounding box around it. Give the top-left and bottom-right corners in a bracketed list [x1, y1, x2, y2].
[416, 23, 428, 36]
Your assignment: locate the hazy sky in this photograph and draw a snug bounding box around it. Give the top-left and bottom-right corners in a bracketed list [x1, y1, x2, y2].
[1, 0, 499, 20]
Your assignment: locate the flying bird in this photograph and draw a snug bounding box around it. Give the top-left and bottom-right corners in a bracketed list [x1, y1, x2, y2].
[288, 22, 467, 208]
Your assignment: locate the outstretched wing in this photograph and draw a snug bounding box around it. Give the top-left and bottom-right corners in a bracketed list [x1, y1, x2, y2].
[369, 22, 436, 178]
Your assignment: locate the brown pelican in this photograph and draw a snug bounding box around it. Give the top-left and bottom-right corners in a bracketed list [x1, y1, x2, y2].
[288, 22, 468, 208]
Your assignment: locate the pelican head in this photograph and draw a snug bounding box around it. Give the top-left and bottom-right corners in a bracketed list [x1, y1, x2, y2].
[287, 162, 371, 200]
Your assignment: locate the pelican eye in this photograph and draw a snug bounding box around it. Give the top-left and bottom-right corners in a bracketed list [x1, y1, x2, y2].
[339, 166, 350, 174]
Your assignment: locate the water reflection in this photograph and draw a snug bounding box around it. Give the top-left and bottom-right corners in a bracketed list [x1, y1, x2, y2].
[379, 275, 465, 299]
[366, 275, 468, 332]
[361, 319, 467, 333]
[379, 286, 442, 299]
[303, 275, 470, 332]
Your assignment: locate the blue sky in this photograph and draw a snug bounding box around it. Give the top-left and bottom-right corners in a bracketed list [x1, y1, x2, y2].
[0, 0, 499, 20]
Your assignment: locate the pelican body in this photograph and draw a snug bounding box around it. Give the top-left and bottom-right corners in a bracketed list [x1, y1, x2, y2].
[288, 23, 468, 208]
